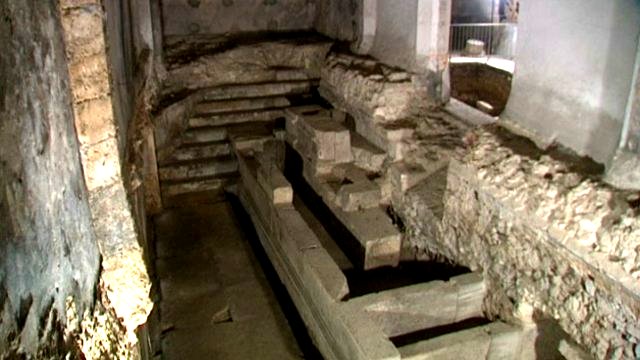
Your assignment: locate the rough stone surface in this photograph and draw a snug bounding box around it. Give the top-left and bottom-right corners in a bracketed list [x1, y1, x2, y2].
[318, 47, 638, 357]
[0, 0, 101, 355]
[396, 126, 640, 359]
[162, 40, 332, 98]
[321, 52, 431, 125]
[60, 0, 153, 342]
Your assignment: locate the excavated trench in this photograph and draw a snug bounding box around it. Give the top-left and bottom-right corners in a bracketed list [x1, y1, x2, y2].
[149, 36, 542, 359]
[151, 93, 501, 358]
[152, 146, 491, 359]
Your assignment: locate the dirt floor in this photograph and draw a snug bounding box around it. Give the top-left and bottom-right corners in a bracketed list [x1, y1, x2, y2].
[153, 192, 320, 359]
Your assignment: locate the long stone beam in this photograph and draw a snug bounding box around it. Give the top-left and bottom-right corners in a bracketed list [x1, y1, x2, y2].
[344, 273, 486, 338]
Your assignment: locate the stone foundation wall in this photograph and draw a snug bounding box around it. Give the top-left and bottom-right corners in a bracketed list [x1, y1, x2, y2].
[398, 127, 640, 359]
[320, 51, 640, 358]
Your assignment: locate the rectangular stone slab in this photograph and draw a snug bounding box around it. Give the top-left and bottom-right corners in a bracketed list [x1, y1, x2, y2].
[285, 107, 353, 164]
[161, 141, 231, 165]
[344, 273, 486, 337]
[189, 109, 285, 128]
[258, 165, 293, 205]
[303, 164, 402, 270]
[398, 322, 523, 360]
[159, 156, 238, 181]
[236, 146, 404, 360]
[336, 180, 381, 212]
[199, 80, 316, 102]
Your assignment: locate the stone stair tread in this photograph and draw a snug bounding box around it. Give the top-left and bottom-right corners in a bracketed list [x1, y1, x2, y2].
[194, 96, 291, 116]
[199, 80, 317, 102]
[161, 142, 232, 166]
[160, 153, 234, 168]
[181, 121, 276, 145]
[177, 139, 229, 149]
[160, 173, 239, 198]
[159, 158, 239, 182]
[160, 171, 240, 186]
[189, 109, 285, 128]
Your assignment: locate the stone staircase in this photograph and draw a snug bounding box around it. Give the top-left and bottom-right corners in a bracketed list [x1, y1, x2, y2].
[157, 81, 317, 201]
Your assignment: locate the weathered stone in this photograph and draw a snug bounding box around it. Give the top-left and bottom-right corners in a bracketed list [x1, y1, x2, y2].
[189, 109, 285, 128]
[162, 40, 332, 97]
[0, 2, 104, 355]
[394, 124, 640, 358]
[336, 180, 381, 212]
[81, 137, 122, 191]
[182, 127, 228, 145]
[159, 156, 238, 181]
[200, 80, 317, 102]
[320, 52, 430, 125]
[285, 108, 353, 164]
[194, 96, 290, 116]
[161, 141, 232, 165]
[161, 173, 237, 198]
[345, 273, 486, 338]
[398, 322, 523, 360]
[258, 165, 294, 205]
[351, 132, 387, 173]
[75, 96, 117, 146]
[388, 162, 429, 193]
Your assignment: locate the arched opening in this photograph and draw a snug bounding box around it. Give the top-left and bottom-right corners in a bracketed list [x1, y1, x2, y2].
[448, 0, 519, 116]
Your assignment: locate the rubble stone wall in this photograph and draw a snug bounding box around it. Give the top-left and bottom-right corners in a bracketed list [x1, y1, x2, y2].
[399, 127, 640, 359]
[320, 53, 640, 358]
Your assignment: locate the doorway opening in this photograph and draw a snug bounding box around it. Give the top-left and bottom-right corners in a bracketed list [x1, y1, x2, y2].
[448, 0, 519, 116]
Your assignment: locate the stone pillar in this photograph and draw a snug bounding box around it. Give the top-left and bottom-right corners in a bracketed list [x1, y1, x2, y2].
[58, 0, 152, 343]
[352, 0, 377, 54]
[416, 0, 452, 104]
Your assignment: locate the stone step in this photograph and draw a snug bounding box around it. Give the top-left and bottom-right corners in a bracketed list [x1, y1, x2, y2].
[398, 322, 524, 360]
[159, 156, 238, 182]
[160, 141, 232, 166]
[189, 109, 285, 128]
[181, 121, 276, 146]
[160, 172, 238, 198]
[285, 106, 353, 170]
[199, 80, 317, 102]
[194, 96, 291, 116]
[182, 127, 228, 145]
[344, 273, 486, 338]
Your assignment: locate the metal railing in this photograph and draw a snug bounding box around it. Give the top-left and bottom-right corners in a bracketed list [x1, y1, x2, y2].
[449, 23, 518, 59]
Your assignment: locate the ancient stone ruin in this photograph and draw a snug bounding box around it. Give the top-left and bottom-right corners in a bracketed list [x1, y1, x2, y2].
[1, 1, 639, 359]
